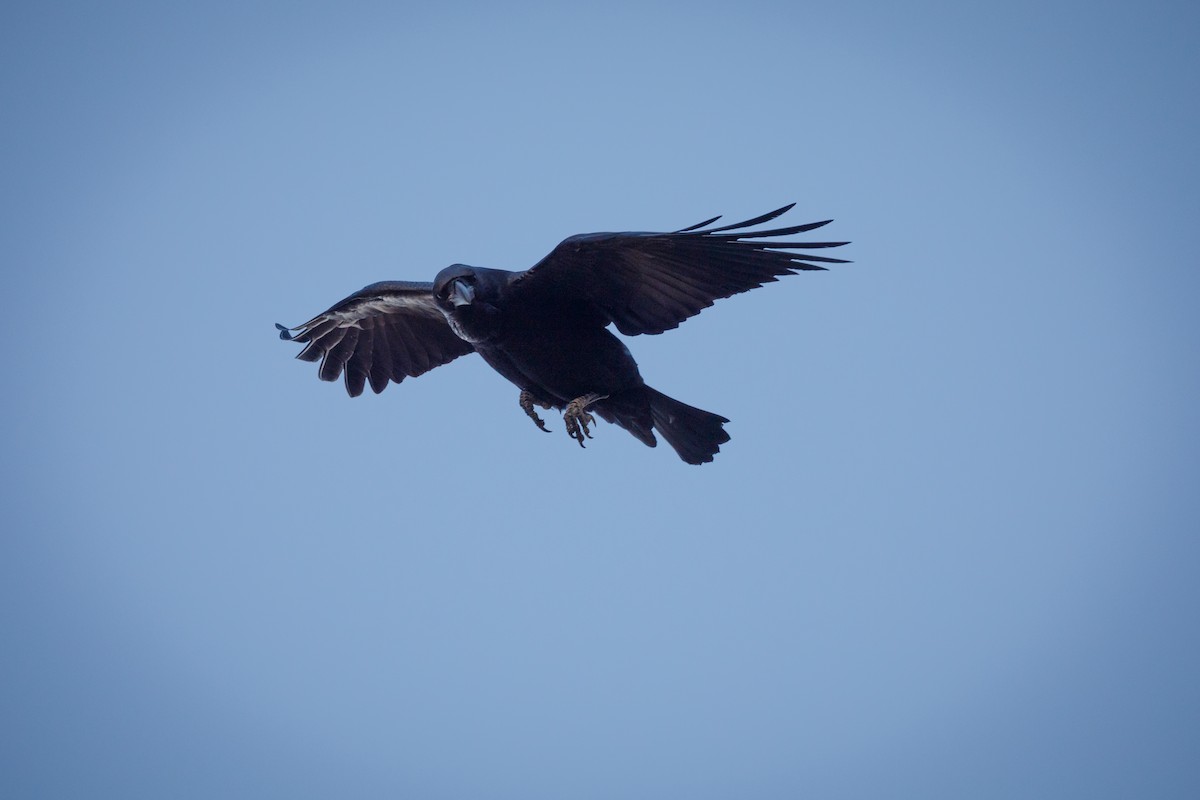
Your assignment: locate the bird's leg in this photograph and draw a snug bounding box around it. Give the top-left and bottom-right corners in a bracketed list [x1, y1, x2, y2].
[563, 392, 608, 448]
[519, 389, 554, 433]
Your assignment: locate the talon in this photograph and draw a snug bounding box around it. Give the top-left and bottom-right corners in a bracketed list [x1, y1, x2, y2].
[519, 389, 553, 432]
[563, 393, 607, 448]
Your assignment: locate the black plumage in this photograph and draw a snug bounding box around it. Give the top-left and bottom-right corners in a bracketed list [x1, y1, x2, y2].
[277, 204, 848, 463]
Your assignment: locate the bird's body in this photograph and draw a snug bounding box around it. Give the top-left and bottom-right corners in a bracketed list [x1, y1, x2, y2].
[481, 324, 641, 407]
[277, 205, 848, 464]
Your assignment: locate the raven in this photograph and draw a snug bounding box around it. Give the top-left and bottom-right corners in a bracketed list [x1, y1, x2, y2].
[276, 204, 848, 464]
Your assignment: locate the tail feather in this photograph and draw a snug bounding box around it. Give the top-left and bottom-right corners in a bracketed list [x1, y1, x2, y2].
[646, 387, 730, 465]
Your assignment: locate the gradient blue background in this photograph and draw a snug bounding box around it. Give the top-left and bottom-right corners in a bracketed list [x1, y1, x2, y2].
[3, 2, 1197, 797]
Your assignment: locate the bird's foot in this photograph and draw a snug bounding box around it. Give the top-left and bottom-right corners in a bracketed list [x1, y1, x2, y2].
[563, 393, 607, 448]
[519, 389, 554, 433]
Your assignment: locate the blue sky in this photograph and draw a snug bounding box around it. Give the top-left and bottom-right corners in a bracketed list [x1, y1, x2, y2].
[3, 2, 1198, 798]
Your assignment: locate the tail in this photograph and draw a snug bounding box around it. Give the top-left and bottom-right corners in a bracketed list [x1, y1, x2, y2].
[646, 387, 730, 465]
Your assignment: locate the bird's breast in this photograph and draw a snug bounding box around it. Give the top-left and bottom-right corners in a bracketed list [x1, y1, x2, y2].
[444, 305, 502, 344]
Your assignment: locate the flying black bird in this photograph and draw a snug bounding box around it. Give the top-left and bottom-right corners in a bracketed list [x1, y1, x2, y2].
[276, 204, 848, 464]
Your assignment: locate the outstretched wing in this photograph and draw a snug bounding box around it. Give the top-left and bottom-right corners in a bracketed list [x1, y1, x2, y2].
[508, 204, 849, 336]
[276, 281, 474, 397]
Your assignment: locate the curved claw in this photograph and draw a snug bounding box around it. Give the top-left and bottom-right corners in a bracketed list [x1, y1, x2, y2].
[519, 389, 553, 433]
[565, 411, 595, 447]
[563, 393, 607, 449]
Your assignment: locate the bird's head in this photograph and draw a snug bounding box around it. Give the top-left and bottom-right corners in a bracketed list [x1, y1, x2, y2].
[433, 264, 515, 313]
[433, 265, 514, 343]
[433, 264, 478, 311]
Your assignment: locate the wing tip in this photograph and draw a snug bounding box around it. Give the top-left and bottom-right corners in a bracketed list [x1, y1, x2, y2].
[691, 203, 802, 235]
[675, 214, 723, 233]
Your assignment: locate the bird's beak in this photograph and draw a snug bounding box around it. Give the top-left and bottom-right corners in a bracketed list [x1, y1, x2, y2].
[449, 278, 475, 308]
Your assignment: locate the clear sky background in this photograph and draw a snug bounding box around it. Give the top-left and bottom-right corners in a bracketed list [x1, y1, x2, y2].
[3, 1, 1198, 798]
